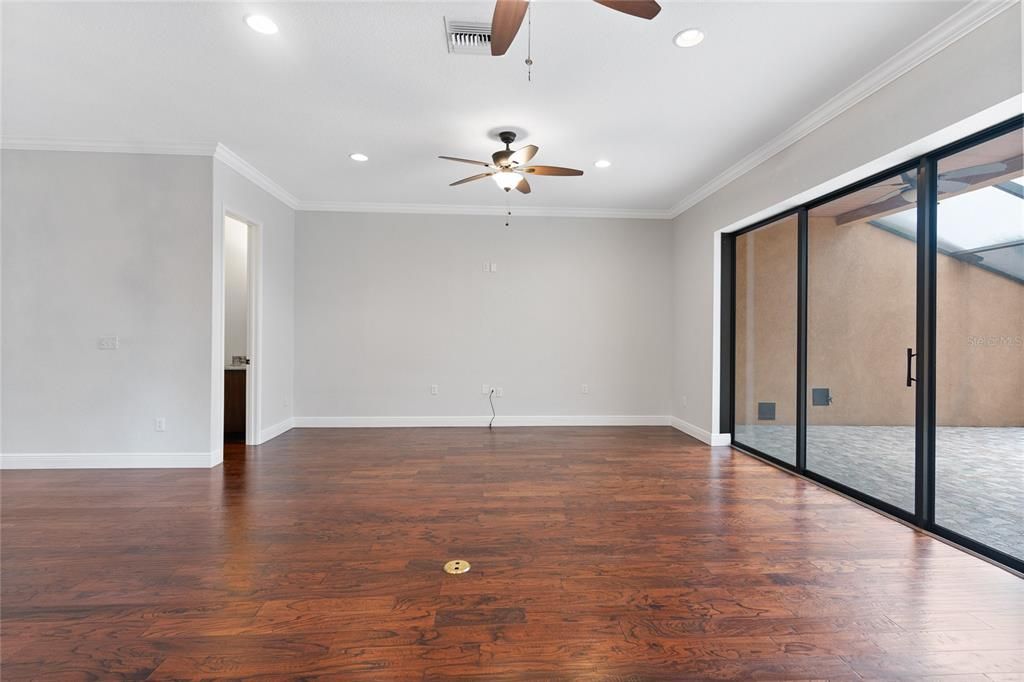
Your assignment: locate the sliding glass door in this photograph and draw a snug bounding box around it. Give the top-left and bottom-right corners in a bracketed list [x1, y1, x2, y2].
[726, 116, 1024, 570]
[805, 171, 919, 513]
[933, 128, 1023, 562]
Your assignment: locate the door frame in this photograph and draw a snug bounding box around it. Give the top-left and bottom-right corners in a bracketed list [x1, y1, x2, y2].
[219, 207, 263, 447]
[723, 115, 1024, 573]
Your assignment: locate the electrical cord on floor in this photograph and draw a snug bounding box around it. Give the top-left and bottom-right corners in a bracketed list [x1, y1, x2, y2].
[488, 388, 496, 429]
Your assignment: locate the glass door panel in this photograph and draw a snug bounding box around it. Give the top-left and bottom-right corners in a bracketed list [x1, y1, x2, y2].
[806, 173, 918, 512]
[934, 128, 1024, 560]
[733, 215, 798, 465]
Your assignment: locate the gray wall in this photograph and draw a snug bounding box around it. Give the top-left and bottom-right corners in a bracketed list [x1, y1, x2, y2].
[672, 5, 1023, 435]
[294, 212, 674, 420]
[1, 150, 214, 456]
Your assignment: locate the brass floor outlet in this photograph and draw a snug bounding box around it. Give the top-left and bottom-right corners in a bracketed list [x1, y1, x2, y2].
[443, 559, 471, 574]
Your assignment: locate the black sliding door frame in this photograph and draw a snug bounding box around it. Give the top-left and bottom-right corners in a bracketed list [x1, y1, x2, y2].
[723, 115, 1024, 573]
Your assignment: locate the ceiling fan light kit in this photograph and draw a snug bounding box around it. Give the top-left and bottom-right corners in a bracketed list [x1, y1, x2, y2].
[439, 131, 583, 195]
[493, 171, 523, 191]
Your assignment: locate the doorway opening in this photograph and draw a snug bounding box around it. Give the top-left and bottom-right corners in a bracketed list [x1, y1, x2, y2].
[223, 214, 254, 444]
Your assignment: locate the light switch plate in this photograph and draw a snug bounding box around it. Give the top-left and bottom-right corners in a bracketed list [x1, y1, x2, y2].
[98, 336, 119, 350]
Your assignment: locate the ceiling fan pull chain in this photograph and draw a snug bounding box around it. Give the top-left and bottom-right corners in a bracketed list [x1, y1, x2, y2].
[525, 4, 533, 82]
[506, 197, 512, 229]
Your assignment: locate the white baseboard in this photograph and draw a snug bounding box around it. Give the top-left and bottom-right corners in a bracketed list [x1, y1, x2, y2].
[293, 415, 672, 428]
[0, 450, 222, 470]
[670, 417, 732, 446]
[257, 417, 294, 444]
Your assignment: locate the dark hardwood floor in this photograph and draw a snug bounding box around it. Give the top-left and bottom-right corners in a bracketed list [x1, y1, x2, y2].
[2, 426, 1022, 680]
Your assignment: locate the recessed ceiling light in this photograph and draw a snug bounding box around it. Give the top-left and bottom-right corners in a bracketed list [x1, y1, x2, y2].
[594, 160, 612, 169]
[673, 28, 705, 48]
[245, 15, 279, 35]
[349, 153, 369, 162]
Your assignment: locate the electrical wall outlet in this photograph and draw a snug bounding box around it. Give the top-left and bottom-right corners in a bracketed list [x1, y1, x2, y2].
[481, 384, 490, 395]
[681, 395, 688, 407]
[430, 384, 439, 396]
[483, 262, 498, 273]
[495, 387, 504, 398]
[581, 383, 590, 394]
[489, 262, 498, 272]
[98, 336, 119, 350]
[154, 417, 166, 432]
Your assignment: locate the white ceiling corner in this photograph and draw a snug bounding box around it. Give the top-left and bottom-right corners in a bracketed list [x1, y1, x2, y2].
[214, 144, 300, 209]
[666, 0, 1020, 218]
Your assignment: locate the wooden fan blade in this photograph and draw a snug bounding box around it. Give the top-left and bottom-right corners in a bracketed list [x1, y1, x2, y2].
[439, 156, 492, 167]
[509, 144, 538, 166]
[450, 172, 493, 187]
[592, 0, 661, 20]
[491, 0, 529, 56]
[516, 176, 531, 194]
[520, 165, 584, 176]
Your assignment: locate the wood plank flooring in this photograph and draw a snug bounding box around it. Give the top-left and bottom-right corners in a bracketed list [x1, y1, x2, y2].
[2, 426, 1022, 680]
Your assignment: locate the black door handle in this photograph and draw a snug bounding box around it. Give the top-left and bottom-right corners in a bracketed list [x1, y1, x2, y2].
[906, 347, 916, 387]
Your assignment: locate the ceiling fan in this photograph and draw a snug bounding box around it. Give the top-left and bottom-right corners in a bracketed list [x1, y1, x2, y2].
[870, 162, 1009, 205]
[490, 0, 661, 56]
[439, 131, 583, 194]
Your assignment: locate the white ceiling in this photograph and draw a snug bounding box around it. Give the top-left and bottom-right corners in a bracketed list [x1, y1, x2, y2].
[2, 1, 975, 214]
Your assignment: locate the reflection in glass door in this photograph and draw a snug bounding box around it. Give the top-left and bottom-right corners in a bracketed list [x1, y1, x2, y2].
[806, 172, 919, 512]
[733, 216, 798, 465]
[934, 128, 1024, 562]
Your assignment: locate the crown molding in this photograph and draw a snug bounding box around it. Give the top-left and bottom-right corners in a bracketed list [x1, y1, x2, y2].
[0, 137, 217, 156]
[296, 200, 673, 220]
[3, 0, 1013, 223]
[213, 143, 299, 209]
[0, 137, 664, 218]
[666, 0, 1020, 219]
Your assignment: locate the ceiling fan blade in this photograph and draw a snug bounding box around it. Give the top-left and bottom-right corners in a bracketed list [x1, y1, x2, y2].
[491, 0, 529, 56]
[439, 156, 492, 167]
[868, 187, 904, 204]
[937, 179, 969, 193]
[516, 176, 532, 194]
[449, 172, 493, 187]
[940, 162, 1008, 180]
[520, 165, 584, 176]
[509, 144, 538, 167]
[592, 0, 661, 20]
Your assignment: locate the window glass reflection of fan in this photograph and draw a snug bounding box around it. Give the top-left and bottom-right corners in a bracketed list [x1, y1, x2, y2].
[872, 162, 1010, 205]
[439, 131, 583, 195]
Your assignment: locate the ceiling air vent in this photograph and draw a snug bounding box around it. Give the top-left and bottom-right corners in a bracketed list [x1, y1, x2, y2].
[444, 18, 492, 55]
